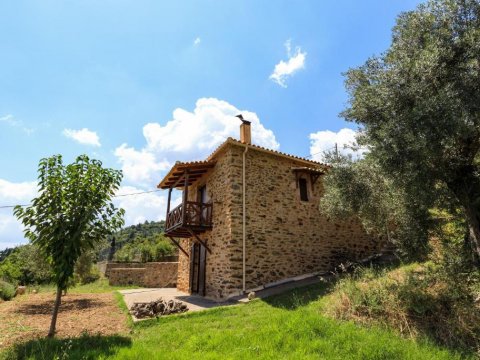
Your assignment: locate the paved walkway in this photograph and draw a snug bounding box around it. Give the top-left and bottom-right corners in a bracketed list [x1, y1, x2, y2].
[119, 288, 237, 316]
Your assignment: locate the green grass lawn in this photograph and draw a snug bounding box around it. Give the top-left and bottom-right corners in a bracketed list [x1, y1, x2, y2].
[28, 278, 140, 295]
[2, 282, 466, 360]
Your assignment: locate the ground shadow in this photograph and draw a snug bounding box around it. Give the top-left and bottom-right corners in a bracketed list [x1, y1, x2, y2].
[175, 295, 237, 308]
[262, 279, 337, 310]
[15, 298, 106, 315]
[3, 333, 132, 360]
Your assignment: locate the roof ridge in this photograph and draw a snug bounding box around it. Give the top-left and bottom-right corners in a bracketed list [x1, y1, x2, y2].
[207, 137, 329, 168]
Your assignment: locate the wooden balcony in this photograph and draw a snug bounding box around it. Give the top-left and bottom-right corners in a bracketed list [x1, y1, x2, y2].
[165, 201, 213, 238]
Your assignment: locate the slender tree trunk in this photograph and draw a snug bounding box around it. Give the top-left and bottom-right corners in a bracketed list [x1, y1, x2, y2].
[448, 178, 480, 266]
[461, 201, 480, 266]
[48, 286, 62, 337]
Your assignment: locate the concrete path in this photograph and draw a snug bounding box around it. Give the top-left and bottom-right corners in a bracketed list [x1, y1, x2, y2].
[119, 288, 237, 317]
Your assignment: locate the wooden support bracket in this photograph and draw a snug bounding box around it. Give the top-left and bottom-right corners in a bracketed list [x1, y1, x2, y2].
[187, 228, 211, 254]
[166, 236, 189, 258]
[310, 173, 321, 191]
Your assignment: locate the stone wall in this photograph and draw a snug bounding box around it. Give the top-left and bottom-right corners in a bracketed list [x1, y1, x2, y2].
[177, 146, 238, 297]
[176, 142, 384, 299]
[106, 262, 178, 287]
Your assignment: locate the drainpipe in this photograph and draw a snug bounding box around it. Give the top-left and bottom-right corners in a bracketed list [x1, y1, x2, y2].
[242, 144, 249, 293]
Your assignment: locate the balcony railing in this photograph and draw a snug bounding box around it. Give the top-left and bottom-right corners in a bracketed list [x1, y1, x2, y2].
[165, 201, 213, 234]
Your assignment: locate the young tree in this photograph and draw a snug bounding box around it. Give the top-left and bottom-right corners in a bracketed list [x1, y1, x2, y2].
[341, 0, 480, 262]
[14, 155, 124, 337]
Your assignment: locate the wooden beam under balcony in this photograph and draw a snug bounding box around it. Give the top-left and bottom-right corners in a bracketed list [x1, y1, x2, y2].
[157, 161, 216, 189]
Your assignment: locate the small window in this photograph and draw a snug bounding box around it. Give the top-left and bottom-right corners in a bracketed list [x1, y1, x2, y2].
[299, 178, 308, 201]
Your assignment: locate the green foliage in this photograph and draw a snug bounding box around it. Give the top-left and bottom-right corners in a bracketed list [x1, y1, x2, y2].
[0, 248, 15, 262]
[0, 244, 53, 285]
[340, 0, 480, 261]
[13, 155, 125, 291]
[73, 251, 100, 285]
[114, 234, 175, 262]
[98, 221, 165, 261]
[0, 280, 16, 301]
[321, 154, 430, 260]
[326, 264, 480, 354]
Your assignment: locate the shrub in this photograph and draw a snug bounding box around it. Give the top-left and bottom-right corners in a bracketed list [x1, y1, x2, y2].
[0, 280, 16, 301]
[74, 251, 101, 285]
[325, 264, 480, 355]
[114, 234, 175, 263]
[0, 244, 53, 285]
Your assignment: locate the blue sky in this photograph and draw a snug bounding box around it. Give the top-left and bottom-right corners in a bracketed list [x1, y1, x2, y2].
[0, 0, 422, 250]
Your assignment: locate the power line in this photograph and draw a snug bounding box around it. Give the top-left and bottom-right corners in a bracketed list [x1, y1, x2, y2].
[0, 189, 163, 209]
[114, 189, 162, 197]
[304, 145, 337, 159]
[0, 146, 340, 209]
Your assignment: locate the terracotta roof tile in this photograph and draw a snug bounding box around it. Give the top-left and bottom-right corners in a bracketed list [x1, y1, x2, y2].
[208, 137, 330, 168]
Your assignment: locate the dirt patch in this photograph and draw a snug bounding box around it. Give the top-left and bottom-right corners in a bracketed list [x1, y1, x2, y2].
[0, 292, 129, 349]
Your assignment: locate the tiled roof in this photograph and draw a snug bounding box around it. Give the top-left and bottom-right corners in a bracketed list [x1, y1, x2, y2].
[157, 160, 216, 189]
[208, 137, 330, 169]
[158, 138, 330, 189]
[291, 166, 326, 174]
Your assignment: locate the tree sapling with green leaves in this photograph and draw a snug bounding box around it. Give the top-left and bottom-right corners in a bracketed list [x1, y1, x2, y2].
[14, 155, 125, 337]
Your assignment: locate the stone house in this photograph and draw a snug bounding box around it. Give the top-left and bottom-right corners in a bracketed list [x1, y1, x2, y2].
[158, 119, 382, 299]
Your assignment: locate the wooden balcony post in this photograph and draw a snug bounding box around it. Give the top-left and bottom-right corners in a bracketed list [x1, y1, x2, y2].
[182, 170, 189, 223]
[166, 187, 172, 223]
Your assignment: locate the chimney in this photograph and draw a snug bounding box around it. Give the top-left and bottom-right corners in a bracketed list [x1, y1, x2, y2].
[236, 114, 252, 145]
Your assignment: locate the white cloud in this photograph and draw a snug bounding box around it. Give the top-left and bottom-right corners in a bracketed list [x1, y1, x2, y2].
[0, 179, 37, 250]
[63, 128, 101, 147]
[115, 97, 279, 188]
[269, 40, 306, 88]
[114, 186, 178, 226]
[114, 144, 170, 185]
[309, 128, 367, 162]
[0, 114, 34, 134]
[111, 97, 279, 230]
[194, 37, 201, 46]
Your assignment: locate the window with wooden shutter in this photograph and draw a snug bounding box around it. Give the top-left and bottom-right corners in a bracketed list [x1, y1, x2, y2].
[299, 178, 308, 201]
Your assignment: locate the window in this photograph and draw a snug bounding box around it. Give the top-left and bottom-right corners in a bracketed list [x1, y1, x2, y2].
[299, 178, 308, 201]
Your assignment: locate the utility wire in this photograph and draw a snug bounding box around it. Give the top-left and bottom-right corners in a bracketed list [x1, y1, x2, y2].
[1, 146, 340, 209]
[0, 189, 163, 209]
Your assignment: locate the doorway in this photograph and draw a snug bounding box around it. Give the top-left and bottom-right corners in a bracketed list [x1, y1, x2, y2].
[189, 242, 206, 295]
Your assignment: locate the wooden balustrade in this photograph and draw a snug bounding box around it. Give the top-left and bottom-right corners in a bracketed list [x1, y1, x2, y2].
[165, 201, 213, 236]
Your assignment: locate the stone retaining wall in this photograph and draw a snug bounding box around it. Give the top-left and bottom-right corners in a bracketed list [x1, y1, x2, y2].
[106, 262, 178, 288]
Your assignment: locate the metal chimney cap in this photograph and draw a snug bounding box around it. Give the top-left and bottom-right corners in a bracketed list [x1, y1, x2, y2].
[235, 114, 251, 125]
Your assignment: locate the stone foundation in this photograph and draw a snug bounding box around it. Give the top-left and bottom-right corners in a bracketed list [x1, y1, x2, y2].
[106, 262, 178, 287]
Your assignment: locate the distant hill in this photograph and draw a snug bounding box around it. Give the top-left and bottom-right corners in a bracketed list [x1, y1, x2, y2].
[98, 220, 166, 261]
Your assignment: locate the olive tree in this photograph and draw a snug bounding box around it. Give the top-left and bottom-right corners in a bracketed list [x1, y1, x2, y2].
[14, 155, 124, 337]
[340, 0, 480, 262]
[321, 153, 431, 260]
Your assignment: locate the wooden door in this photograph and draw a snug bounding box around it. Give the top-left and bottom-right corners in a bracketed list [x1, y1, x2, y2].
[189, 242, 206, 295]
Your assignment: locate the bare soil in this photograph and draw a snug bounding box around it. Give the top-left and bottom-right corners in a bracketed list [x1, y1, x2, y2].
[0, 292, 129, 349]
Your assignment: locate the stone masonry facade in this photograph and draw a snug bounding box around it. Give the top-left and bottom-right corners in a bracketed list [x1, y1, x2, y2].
[176, 141, 383, 299]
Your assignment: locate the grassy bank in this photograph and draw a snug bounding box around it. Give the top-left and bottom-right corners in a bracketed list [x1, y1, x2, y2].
[3, 277, 467, 360]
